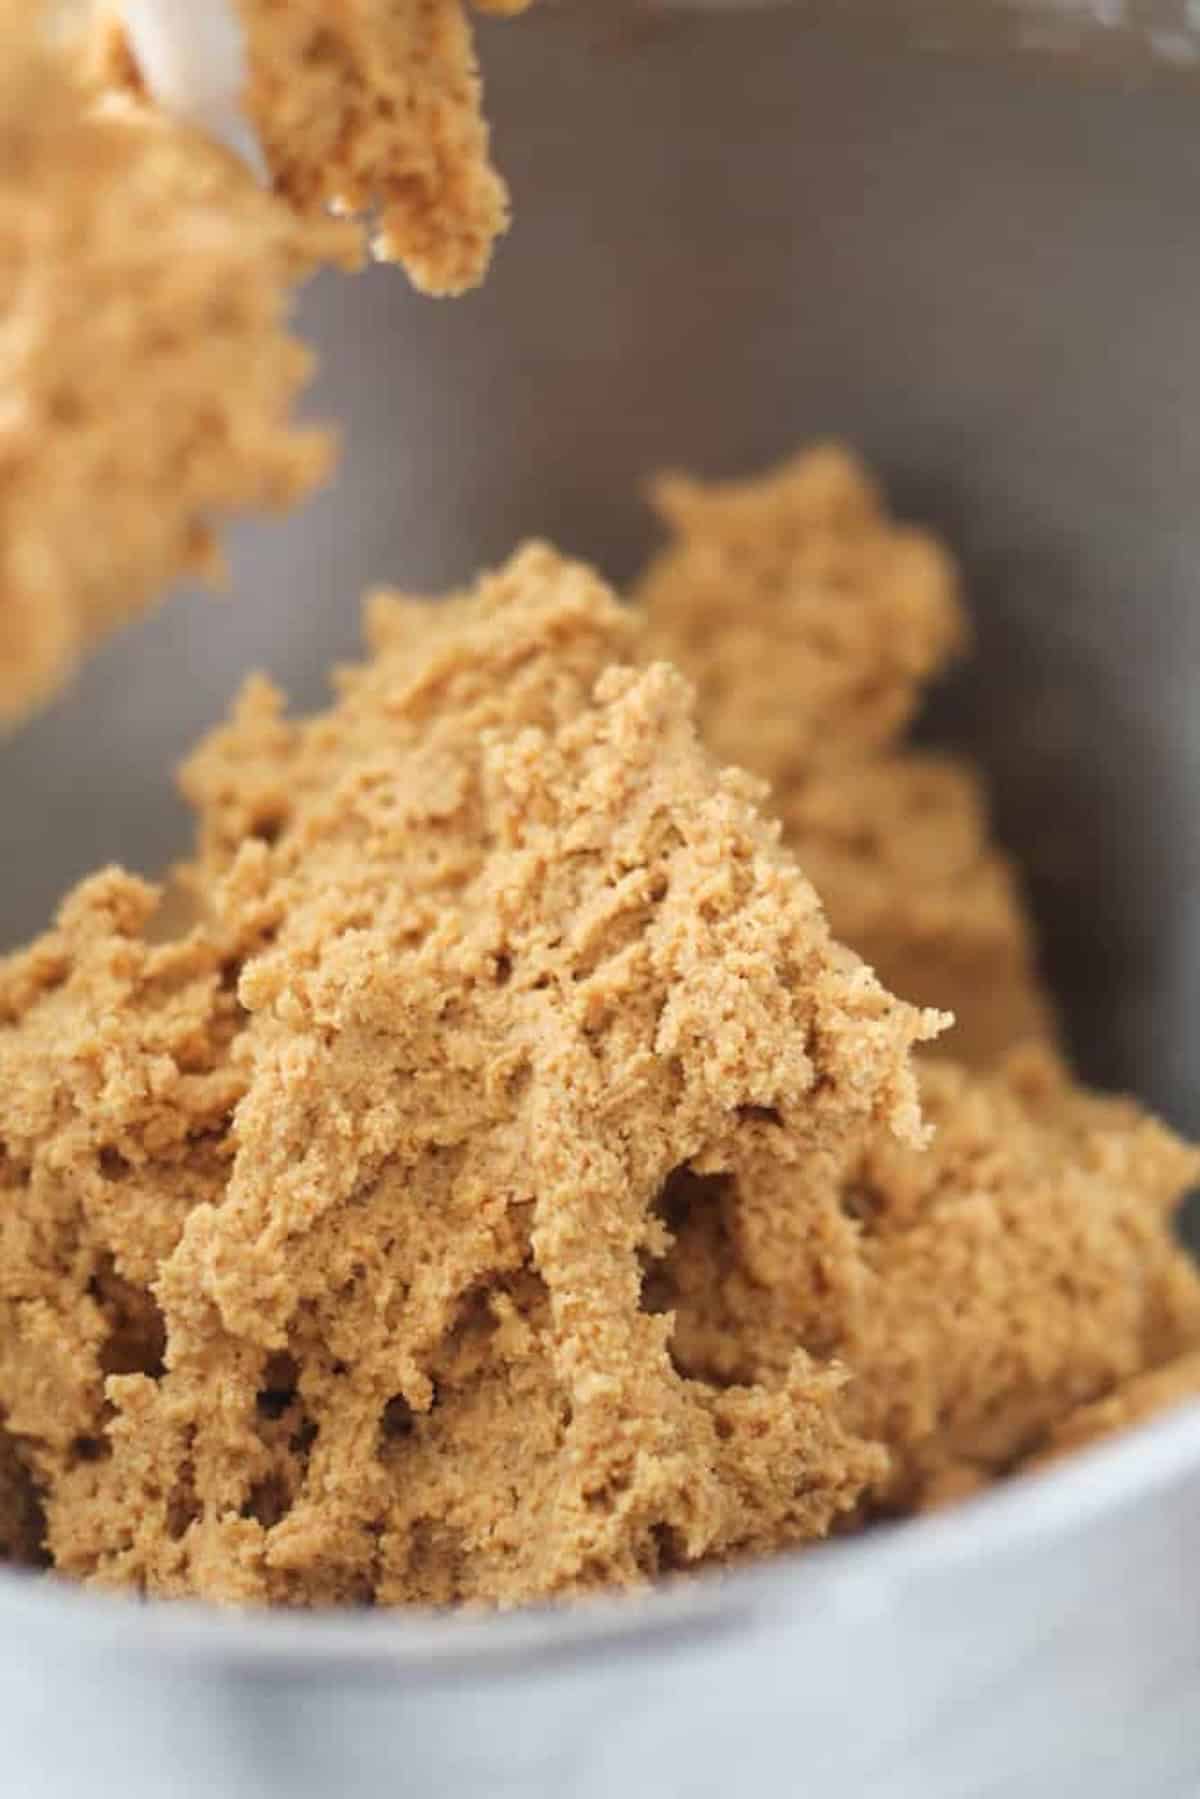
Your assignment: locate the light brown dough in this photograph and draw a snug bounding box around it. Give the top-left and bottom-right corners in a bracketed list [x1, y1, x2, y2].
[648, 1043, 1200, 1511]
[637, 445, 965, 780]
[1025, 1348, 1200, 1470]
[635, 446, 1054, 1064]
[1, 546, 944, 1606]
[101, 0, 534, 295]
[3, 545, 1197, 1607]
[783, 756, 1054, 1067]
[0, 4, 351, 722]
[2, 0, 536, 721]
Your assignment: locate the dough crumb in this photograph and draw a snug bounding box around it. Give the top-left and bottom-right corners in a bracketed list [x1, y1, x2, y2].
[0, 3, 352, 722]
[635, 446, 1054, 1064]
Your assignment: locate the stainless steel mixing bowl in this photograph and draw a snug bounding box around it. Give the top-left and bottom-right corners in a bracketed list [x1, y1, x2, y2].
[3, 8, 1200, 1794]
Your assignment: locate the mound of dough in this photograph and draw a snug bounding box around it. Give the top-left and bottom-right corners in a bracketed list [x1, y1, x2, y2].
[0, 3, 350, 722]
[2, 545, 1196, 1606]
[0, 546, 942, 1606]
[635, 446, 1054, 1064]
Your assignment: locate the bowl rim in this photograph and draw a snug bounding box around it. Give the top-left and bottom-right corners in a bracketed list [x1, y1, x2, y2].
[2, 1396, 1198, 1682]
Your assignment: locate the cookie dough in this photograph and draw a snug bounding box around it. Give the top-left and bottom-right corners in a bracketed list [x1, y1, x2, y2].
[636, 447, 1054, 1065]
[0, 1428, 44, 1566]
[650, 1042, 1200, 1510]
[0, 3, 352, 723]
[2, 0, 534, 722]
[100, 0, 534, 294]
[1026, 1348, 1200, 1470]
[2, 544, 1197, 1603]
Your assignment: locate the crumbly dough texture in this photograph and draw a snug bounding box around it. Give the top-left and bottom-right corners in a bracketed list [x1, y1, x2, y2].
[1026, 1348, 1200, 1469]
[0, 4, 352, 723]
[2, 545, 1198, 1604]
[635, 447, 1054, 1065]
[0, 548, 943, 1604]
[101, 0, 533, 295]
[0, 1427, 44, 1566]
[3, 0, 535, 721]
[236, 0, 533, 293]
[649, 1043, 1200, 1510]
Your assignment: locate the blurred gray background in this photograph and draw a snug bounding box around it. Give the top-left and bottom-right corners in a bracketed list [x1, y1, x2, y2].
[4, 7, 1200, 1131]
